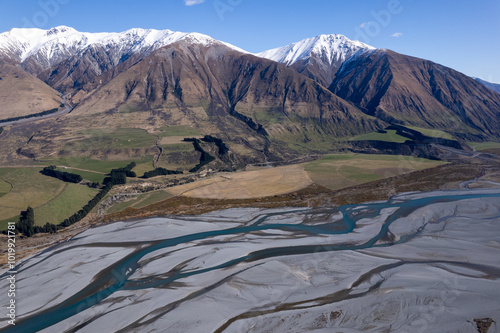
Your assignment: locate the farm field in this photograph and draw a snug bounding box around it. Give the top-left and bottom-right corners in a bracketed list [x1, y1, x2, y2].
[173, 164, 312, 199]
[175, 154, 446, 199]
[158, 125, 201, 138]
[35, 184, 98, 225]
[0, 167, 97, 229]
[0, 153, 450, 228]
[0, 167, 65, 226]
[73, 128, 157, 149]
[304, 154, 446, 190]
[103, 153, 448, 216]
[38, 157, 154, 175]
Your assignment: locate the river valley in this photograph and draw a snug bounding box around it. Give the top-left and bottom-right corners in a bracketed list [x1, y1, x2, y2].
[1, 189, 499, 332]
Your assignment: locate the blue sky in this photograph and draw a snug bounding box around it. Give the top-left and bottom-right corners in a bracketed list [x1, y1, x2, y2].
[1, 0, 499, 83]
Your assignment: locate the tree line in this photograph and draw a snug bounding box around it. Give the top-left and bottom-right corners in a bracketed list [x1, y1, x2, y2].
[0, 108, 59, 124]
[104, 162, 137, 185]
[141, 167, 182, 178]
[40, 166, 83, 183]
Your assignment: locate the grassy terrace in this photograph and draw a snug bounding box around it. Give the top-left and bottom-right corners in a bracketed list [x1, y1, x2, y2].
[74, 128, 157, 149]
[349, 130, 408, 143]
[467, 141, 500, 151]
[158, 125, 201, 137]
[406, 126, 455, 140]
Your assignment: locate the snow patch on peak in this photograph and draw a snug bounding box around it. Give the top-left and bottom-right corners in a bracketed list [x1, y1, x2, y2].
[256, 34, 375, 66]
[45, 26, 77, 36]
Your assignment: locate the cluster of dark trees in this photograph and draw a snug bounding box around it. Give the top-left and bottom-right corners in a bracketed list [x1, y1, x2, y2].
[0, 108, 59, 124]
[0, 207, 59, 236]
[201, 135, 229, 156]
[0, 127, 3, 135]
[40, 166, 83, 183]
[103, 162, 137, 186]
[110, 162, 137, 177]
[141, 167, 182, 179]
[15, 207, 36, 237]
[183, 138, 216, 172]
[8, 162, 139, 237]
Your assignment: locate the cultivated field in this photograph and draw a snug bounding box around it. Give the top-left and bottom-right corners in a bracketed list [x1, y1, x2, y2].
[170, 164, 312, 199]
[0, 167, 98, 229]
[54, 167, 106, 183]
[0, 168, 65, 225]
[159, 154, 445, 200]
[39, 157, 154, 176]
[0, 153, 450, 229]
[73, 128, 157, 149]
[35, 184, 98, 224]
[158, 125, 201, 138]
[304, 154, 446, 190]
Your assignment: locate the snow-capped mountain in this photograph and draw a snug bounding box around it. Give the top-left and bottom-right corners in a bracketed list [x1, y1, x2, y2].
[0, 26, 246, 70]
[256, 34, 375, 87]
[0, 26, 248, 92]
[1, 26, 499, 143]
[257, 34, 374, 66]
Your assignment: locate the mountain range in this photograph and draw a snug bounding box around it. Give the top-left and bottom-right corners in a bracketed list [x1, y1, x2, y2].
[0, 26, 499, 165]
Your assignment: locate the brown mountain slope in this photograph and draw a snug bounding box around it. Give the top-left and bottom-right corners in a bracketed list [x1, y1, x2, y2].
[72, 40, 382, 141]
[33, 45, 147, 95]
[0, 64, 61, 121]
[330, 50, 500, 139]
[0, 40, 383, 167]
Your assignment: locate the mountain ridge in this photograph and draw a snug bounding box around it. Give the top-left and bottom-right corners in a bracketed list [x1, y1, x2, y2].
[256, 34, 376, 87]
[256, 34, 374, 66]
[0, 26, 499, 168]
[330, 49, 500, 139]
[0, 26, 249, 93]
[0, 26, 247, 66]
